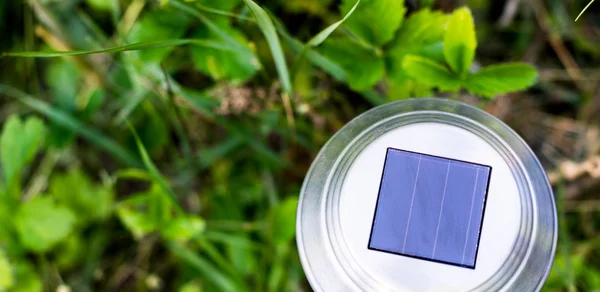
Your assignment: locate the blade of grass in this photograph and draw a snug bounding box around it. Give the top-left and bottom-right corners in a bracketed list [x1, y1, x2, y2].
[557, 178, 576, 292]
[360, 89, 385, 106]
[196, 238, 248, 288]
[126, 121, 184, 215]
[176, 88, 220, 117]
[241, 0, 292, 95]
[170, 1, 259, 71]
[2, 39, 234, 57]
[117, 0, 146, 37]
[275, 14, 375, 113]
[215, 117, 283, 166]
[271, 14, 347, 82]
[114, 168, 152, 181]
[306, 0, 360, 47]
[204, 230, 262, 249]
[167, 242, 242, 292]
[76, 9, 110, 45]
[575, 0, 594, 21]
[0, 85, 141, 167]
[199, 136, 245, 169]
[111, 0, 122, 29]
[291, 0, 360, 77]
[161, 63, 193, 159]
[113, 90, 148, 124]
[170, 1, 247, 51]
[195, 3, 254, 21]
[267, 245, 288, 292]
[274, 15, 383, 105]
[206, 220, 264, 232]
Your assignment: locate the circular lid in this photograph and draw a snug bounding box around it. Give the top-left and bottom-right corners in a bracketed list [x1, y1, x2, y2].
[296, 98, 557, 292]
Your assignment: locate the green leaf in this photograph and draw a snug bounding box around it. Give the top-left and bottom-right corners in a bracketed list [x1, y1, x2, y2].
[170, 1, 260, 84]
[464, 63, 538, 98]
[544, 252, 583, 290]
[179, 281, 202, 292]
[44, 59, 83, 148]
[241, 0, 293, 95]
[0, 85, 141, 167]
[386, 9, 448, 83]
[190, 26, 260, 81]
[320, 38, 384, 90]
[127, 9, 192, 62]
[0, 250, 13, 290]
[444, 7, 476, 75]
[225, 237, 256, 278]
[0, 192, 21, 256]
[340, 0, 406, 46]
[55, 235, 86, 269]
[388, 78, 433, 100]
[411, 42, 445, 64]
[284, 0, 333, 14]
[0, 115, 45, 193]
[11, 262, 42, 292]
[161, 216, 206, 241]
[86, 0, 112, 10]
[387, 9, 448, 54]
[50, 168, 114, 223]
[197, 0, 239, 14]
[14, 197, 75, 253]
[270, 196, 298, 244]
[46, 59, 80, 110]
[116, 206, 156, 240]
[401, 55, 461, 91]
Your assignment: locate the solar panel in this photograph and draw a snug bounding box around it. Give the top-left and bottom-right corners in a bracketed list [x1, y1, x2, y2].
[368, 148, 492, 269]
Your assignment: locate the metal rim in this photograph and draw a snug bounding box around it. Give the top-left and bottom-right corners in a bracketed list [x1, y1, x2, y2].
[296, 98, 557, 291]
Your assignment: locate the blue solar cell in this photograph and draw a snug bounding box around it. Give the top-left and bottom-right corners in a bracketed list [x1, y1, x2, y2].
[368, 148, 491, 269]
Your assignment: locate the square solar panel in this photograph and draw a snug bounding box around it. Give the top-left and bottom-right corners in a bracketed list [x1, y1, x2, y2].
[368, 148, 492, 269]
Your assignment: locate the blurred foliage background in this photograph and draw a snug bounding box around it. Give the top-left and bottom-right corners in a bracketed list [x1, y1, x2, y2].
[0, 0, 599, 291]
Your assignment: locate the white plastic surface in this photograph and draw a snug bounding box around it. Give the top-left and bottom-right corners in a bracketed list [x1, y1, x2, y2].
[337, 123, 521, 291]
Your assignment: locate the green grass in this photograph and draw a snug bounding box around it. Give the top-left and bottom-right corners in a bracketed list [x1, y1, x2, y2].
[0, 0, 598, 290]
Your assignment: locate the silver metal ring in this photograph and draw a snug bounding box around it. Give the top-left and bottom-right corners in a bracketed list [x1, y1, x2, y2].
[297, 98, 557, 291]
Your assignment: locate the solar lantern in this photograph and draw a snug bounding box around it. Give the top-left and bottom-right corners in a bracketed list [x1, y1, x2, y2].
[296, 98, 557, 291]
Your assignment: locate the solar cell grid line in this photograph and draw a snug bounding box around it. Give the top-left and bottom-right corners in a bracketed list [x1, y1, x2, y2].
[462, 167, 481, 265]
[432, 163, 483, 266]
[369, 150, 421, 254]
[431, 161, 452, 259]
[460, 167, 491, 267]
[368, 148, 492, 269]
[401, 155, 422, 253]
[402, 156, 450, 258]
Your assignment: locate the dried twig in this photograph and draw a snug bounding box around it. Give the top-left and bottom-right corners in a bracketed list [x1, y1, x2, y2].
[498, 0, 521, 27]
[530, 0, 588, 93]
